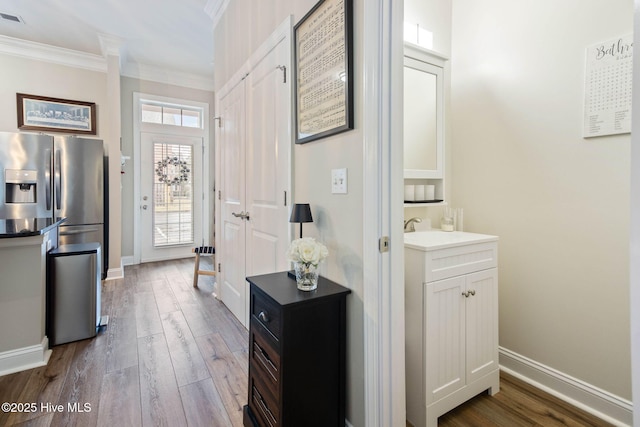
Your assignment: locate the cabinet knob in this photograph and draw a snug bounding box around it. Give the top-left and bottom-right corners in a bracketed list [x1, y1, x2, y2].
[462, 290, 476, 298]
[258, 311, 270, 323]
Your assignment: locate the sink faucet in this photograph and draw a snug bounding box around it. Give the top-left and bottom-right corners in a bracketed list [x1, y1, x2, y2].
[404, 217, 422, 232]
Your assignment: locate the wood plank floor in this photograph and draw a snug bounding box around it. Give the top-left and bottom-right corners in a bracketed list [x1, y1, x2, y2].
[436, 371, 614, 427]
[0, 258, 614, 427]
[0, 257, 248, 427]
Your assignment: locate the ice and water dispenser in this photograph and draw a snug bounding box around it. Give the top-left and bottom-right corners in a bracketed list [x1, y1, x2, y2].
[5, 169, 37, 204]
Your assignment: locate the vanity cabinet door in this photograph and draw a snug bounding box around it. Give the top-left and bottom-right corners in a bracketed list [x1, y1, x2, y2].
[425, 276, 466, 405]
[424, 268, 498, 405]
[465, 268, 499, 385]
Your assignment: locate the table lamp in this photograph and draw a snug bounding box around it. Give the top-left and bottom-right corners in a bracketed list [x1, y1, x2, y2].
[289, 203, 313, 238]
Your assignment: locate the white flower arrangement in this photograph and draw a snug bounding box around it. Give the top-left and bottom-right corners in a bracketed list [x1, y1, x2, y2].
[286, 237, 329, 267]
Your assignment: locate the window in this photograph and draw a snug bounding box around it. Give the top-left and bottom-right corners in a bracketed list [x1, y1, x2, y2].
[152, 142, 194, 247]
[141, 101, 202, 128]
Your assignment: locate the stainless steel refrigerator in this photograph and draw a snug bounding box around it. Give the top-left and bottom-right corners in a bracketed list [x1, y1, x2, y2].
[0, 131, 107, 278]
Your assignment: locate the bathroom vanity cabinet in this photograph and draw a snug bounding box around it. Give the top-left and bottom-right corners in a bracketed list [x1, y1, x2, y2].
[404, 231, 500, 427]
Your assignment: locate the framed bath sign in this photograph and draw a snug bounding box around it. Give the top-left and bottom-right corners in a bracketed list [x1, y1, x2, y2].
[583, 34, 632, 138]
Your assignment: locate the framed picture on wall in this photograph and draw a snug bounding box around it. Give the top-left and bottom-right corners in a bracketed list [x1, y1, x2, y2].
[16, 93, 97, 135]
[294, 0, 354, 144]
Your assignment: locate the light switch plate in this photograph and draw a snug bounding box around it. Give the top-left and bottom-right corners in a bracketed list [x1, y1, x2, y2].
[331, 168, 347, 194]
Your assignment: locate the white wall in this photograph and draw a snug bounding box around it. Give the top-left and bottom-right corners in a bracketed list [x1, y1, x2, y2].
[0, 53, 122, 275]
[451, 0, 631, 406]
[214, 2, 365, 425]
[404, 0, 452, 56]
[119, 77, 215, 259]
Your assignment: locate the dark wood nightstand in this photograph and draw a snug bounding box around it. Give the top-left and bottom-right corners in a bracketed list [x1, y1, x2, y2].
[243, 271, 351, 427]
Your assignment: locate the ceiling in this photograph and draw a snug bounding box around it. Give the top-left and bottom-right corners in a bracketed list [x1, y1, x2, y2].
[0, 0, 219, 84]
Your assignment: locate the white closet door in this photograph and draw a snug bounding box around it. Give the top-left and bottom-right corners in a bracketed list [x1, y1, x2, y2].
[217, 34, 292, 329]
[245, 37, 292, 287]
[218, 80, 248, 327]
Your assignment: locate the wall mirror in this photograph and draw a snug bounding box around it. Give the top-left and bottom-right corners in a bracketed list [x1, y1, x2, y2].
[403, 44, 447, 179]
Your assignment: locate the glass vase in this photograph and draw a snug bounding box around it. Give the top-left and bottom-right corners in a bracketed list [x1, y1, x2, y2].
[294, 262, 319, 291]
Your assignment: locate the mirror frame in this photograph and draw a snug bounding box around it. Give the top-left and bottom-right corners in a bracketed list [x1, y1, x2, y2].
[403, 43, 448, 179]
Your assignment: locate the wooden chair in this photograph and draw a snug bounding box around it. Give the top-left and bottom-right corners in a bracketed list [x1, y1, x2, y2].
[192, 246, 216, 288]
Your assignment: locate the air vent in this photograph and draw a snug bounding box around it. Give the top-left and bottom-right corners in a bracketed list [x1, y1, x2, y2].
[0, 12, 24, 24]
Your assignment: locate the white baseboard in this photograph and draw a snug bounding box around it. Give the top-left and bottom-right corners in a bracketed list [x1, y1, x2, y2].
[499, 347, 632, 426]
[0, 337, 52, 377]
[105, 258, 125, 281]
[121, 255, 135, 266]
[345, 420, 353, 427]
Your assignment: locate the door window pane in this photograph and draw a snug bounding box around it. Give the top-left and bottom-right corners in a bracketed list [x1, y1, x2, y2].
[153, 142, 193, 246]
[140, 101, 203, 129]
[163, 107, 182, 126]
[182, 109, 201, 128]
[141, 104, 162, 124]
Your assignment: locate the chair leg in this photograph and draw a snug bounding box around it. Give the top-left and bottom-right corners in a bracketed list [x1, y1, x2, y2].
[193, 252, 200, 288]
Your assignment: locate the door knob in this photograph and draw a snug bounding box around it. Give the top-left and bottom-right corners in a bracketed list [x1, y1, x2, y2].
[232, 211, 250, 220]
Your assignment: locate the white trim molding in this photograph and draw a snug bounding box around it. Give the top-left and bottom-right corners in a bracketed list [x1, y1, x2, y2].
[0, 34, 106, 72]
[499, 347, 632, 426]
[133, 92, 210, 265]
[0, 337, 51, 377]
[0, 33, 213, 91]
[362, 0, 405, 426]
[630, 3, 640, 426]
[105, 259, 125, 281]
[120, 62, 214, 92]
[121, 255, 135, 267]
[204, 0, 231, 29]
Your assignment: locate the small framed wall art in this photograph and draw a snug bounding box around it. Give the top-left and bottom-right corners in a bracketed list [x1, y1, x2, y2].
[294, 0, 353, 144]
[17, 93, 97, 135]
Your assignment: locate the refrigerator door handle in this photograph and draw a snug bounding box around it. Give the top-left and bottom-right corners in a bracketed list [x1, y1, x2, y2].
[54, 149, 62, 210]
[45, 149, 52, 211]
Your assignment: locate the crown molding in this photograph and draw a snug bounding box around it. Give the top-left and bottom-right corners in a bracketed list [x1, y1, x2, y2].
[120, 61, 214, 92]
[0, 34, 214, 91]
[204, 0, 231, 28]
[98, 33, 124, 57]
[0, 33, 213, 91]
[0, 34, 107, 72]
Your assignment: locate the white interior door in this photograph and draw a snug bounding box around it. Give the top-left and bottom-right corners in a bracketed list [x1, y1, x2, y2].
[217, 32, 292, 328]
[140, 132, 203, 262]
[218, 80, 248, 326]
[245, 38, 291, 282]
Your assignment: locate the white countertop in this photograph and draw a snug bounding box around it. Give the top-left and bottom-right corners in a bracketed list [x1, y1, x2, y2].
[404, 229, 498, 251]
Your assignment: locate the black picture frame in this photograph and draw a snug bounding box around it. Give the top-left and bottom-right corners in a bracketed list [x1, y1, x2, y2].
[294, 0, 353, 144]
[16, 93, 97, 135]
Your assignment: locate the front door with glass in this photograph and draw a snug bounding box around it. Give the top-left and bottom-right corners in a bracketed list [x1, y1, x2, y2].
[140, 133, 203, 262]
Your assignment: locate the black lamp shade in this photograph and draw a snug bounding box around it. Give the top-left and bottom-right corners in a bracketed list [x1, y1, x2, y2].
[289, 203, 313, 238]
[289, 203, 313, 223]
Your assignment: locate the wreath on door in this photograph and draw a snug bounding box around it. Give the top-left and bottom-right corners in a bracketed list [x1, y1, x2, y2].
[155, 156, 190, 186]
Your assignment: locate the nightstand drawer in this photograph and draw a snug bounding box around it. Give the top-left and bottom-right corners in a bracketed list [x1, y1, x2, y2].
[250, 373, 280, 427]
[251, 290, 281, 340]
[250, 322, 280, 397]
